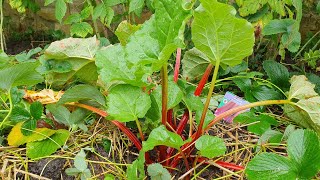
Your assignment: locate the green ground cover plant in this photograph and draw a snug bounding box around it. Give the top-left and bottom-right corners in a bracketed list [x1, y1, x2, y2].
[0, 0, 320, 179]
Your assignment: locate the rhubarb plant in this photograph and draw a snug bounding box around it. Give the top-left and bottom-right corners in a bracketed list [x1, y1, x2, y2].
[1, 0, 320, 179]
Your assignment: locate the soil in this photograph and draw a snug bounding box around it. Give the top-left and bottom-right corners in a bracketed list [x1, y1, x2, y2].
[28, 159, 73, 180]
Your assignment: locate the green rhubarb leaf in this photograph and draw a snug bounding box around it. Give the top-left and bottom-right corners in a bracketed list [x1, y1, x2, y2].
[107, 84, 151, 122]
[96, 45, 146, 87]
[287, 129, 320, 179]
[30, 101, 43, 120]
[246, 153, 296, 180]
[115, 21, 141, 46]
[147, 163, 171, 180]
[195, 135, 226, 158]
[45, 36, 98, 60]
[58, 84, 105, 106]
[262, 60, 290, 89]
[96, 0, 191, 86]
[192, 0, 254, 67]
[42, 37, 99, 87]
[182, 47, 210, 81]
[26, 129, 70, 159]
[142, 125, 185, 151]
[0, 62, 43, 91]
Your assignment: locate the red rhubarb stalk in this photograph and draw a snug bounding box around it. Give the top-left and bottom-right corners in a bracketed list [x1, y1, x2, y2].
[174, 48, 182, 82]
[194, 64, 213, 96]
[197, 158, 244, 171]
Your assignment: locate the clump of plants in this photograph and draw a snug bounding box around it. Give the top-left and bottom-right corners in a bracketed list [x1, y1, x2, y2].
[1, 0, 320, 179]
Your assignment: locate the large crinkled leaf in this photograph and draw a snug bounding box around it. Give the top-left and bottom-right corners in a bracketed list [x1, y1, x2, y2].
[96, 0, 191, 86]
[182, 48, 210, 81]
[45, 36, 99, 60]
[295, 97, 320, 134]
[0, 62, 43, 91]
[192, 0, 254, 67]
[26, 129, 70, 159]
[41, 37, 100, 87]
[7, 122, 56, 146]
[246, 153, 296, 180]
[288, 75, 318, 100]
[195, 135, 226, 158]
[58, 84, 105, 106]
[107, 85, 151, 122]
[95, 45, 146, 87]
[142, 125, 185, 151]
[285, 75, 320, 134]
[283, 104, 316, 132]
[287, 129, 320, 179]
[115, 21, 141, 46]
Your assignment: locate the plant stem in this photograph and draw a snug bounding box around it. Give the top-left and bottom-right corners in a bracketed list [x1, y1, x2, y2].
[179, 148, 190, 171]
[87, 0, 100, 39]
[174, 48, 182, 82]
[294, 30, 320, 59]
[171, 99, 292, 170]
[0, 110, 9, 113]
[205, 99, 292, 131]
[194, 64, 213, 96]
[0, 0, 4, 51]
[135, 118, 144, 141]
[71, 103, 143, 150]
[167, 109, 174, 129]
[188, 110, 193, 137]
[0, 89, 12, 129]
[195, 61, 220, 138]
[161, 64, 168, 126]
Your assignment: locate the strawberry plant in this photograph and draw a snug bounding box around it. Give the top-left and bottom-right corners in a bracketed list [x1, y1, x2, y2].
[1, 0, 320, 179]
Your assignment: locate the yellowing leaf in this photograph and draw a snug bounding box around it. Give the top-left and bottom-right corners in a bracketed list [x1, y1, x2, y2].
[288, 75, 318, 100]
[8, 122, 56, 146]
[23, 89, 64, 104]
